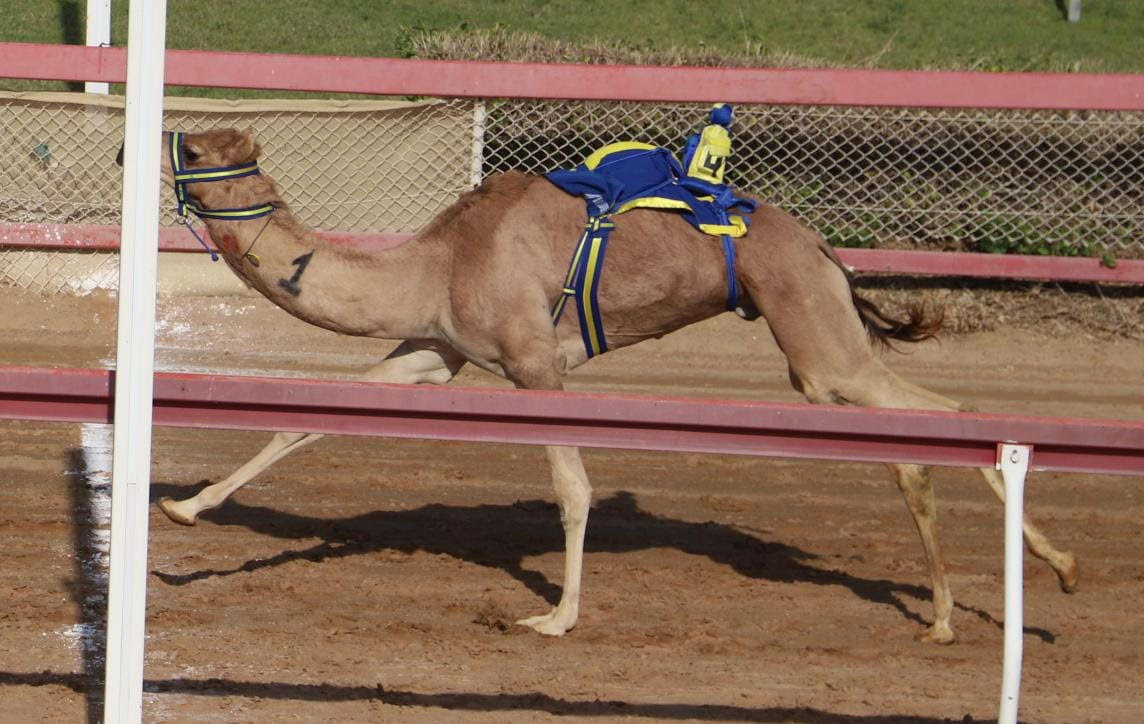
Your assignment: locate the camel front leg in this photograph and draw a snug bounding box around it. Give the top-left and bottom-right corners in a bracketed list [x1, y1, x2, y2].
[517, 444, 592, 636]
[158, 431, 322, 525]
[158, 340, 465, 525]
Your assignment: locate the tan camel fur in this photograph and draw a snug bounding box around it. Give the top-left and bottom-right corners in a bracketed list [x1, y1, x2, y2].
[147, 128, 1077, 643]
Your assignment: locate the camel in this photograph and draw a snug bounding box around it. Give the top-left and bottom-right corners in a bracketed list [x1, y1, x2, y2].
[137, 127, 1077, 643]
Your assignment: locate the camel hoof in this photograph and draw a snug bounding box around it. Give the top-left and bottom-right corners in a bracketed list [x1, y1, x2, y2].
[1056, 553, 1079, 593]
[157, 497, 198, 526]
[915, 623, 956, 645]
[516, 610, 575, 637]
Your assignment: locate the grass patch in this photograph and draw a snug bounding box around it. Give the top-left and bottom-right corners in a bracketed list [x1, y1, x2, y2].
[4, 0, 1144, 79]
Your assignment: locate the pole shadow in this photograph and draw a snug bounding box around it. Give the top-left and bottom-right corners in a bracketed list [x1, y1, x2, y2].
[57, 1, 85, 92]
[64, 447, 108, 724]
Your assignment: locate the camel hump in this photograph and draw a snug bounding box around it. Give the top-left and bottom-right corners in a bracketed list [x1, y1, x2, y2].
[418, 171, 541, 237]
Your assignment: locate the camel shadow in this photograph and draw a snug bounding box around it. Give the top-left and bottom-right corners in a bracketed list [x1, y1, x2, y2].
[0, 670, 992, 722]
[149, 483, 1055, 643]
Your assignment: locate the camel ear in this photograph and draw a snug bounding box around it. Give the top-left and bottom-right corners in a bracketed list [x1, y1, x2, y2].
[234, 128, 260, 163]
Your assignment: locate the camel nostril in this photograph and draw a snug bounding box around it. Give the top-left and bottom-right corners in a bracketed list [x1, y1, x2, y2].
[115, 145, 124, 167]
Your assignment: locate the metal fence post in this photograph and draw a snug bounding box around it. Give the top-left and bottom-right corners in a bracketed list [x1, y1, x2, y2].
[997, 442, 1032, 724]
[84, 0, 111, 94]
[102, 0, 167, 720]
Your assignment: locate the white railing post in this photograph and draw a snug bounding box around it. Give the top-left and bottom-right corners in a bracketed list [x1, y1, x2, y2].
[84, 0, 112, 94]
[103, 0, 167, 721]
[470, 100, 487, 189]
[997, 442, 1032, 724]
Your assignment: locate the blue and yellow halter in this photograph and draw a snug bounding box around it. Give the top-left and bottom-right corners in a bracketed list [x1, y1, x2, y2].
[168, 131, 277, 259]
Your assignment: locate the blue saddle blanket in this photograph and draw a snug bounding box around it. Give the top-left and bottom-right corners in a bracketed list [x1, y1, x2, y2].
[545, 142, 756, 237]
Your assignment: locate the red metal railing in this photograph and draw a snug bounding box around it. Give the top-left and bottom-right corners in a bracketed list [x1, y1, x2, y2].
[4, 42, 1143, 110]
[4, 223, 1143, 283]
[1, 42, 1142, 474]
[1, 366, 1140, 476]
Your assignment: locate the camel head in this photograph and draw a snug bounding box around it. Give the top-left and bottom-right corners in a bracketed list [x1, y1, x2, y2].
[115, 127, 261, 187]
[115, 128, 278, 227]
[158, 128, 261, 187]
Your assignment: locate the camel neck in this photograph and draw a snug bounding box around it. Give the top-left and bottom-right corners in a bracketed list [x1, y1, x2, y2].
[200, 209, 446, 340]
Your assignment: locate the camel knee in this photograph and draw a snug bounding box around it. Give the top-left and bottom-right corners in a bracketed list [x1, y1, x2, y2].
[801, 381, 853, 406]
[554, 472, 592, 527]
[788, 368, 852, 406]
[787, 356, 906, 408]
[361, 343, 464, 385]
[893, 464, 937, 517]
[545, 446, 592, 526]
[260, 430, 322, 467]
[271, 430, 311, 449]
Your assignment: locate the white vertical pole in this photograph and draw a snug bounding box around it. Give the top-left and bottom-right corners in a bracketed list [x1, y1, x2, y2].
[85, 0, 112, 94]
[1067, 0, 1082, 23]
[103, 0, 167, 721]
[997, 443, 1031, 724]
[470, 100, 487, 189]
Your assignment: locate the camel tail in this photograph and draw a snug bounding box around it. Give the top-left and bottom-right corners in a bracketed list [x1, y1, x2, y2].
[852, 293, 943, 349]
[820, 243, 943, 350]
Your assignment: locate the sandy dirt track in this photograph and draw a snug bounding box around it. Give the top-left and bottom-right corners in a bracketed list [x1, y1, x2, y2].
[1, 286, 1141, 723]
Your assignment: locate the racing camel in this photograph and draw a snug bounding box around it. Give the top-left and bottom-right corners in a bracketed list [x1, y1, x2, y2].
[138, 127, 1077, 643]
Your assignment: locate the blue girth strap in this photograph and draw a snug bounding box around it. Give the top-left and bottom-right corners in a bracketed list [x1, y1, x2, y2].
[168, 131, 276, 260]
[551, 216, 615, 358]
[720, 233, 738, 311]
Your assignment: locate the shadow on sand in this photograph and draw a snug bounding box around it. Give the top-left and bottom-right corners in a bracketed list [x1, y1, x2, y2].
[0, 670, 992, 722]
[149, 484, 1052, 644]
[47, 473, 1050, 721]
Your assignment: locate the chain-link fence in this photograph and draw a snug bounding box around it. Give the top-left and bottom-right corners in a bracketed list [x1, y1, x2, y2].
[485, 100, 1142, 256]
[1, 92, 479, 292]
[2, 91, 1141, 293]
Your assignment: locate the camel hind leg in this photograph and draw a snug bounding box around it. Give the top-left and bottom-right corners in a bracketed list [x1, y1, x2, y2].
[736, 225, 1075, 641]
[157, 340, 465, 525]
[791, 361, 1078, 642]
[977, 464, 1078, 593]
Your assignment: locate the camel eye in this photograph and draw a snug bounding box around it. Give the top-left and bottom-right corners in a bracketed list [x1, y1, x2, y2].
[183, 147, 201, 163]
